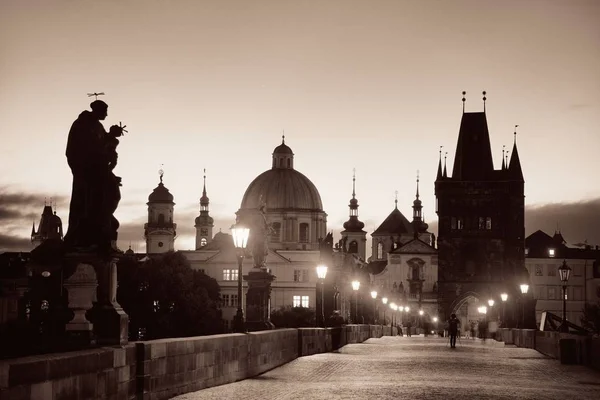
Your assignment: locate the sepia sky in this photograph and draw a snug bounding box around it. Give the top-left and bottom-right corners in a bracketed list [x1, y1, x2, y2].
[1, 0, 599, 254]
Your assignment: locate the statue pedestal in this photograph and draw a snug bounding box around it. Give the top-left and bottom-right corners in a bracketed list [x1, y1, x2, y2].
[244, 267, 275, 332]
[65, 253, 129, 345]
[63, 262, 98, 345]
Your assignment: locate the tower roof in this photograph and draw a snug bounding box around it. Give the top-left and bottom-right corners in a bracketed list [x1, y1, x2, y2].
[508, 132, 524, 181]
[148, 182, 174, 203]
[451, 112, 494, 180]
[372, 208, 413, 236]
[342, 170, 365, 232]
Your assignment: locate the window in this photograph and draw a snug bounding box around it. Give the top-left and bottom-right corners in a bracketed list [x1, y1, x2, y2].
[547, 264, 556, 277]
[348, 241, 358, 253]
[525, 248, 529, 256]
[478, 217, 486, 230]
[573, 265, 582, 277]
[231, 294, 239, 307]
[548, 248, 555, 258]
[535, 264, 543, 276]
[294, 270, 301, 282]
[485, 217, 492, 230]
[271, 222, 281, 242]
[377, 242, 384, 259]
[158, 213, 165, 225]
[301, 296, 309, 308]
[574, 287, 583, 301]
[200, 228, 208, 236]
[222, 294, 230, 307]
[451, 217, 457, 230]
[548, 287, 557, 300]
[536, 286, 546, 300]
[299, 223, 309, 243]
[302, 270, 309, 282]
[293, 295, 301, 307]
[223, 269, 238, 281]
[198, 269, 205, 274]
[457, 218, 464, 230]
[287, 158, 291, 168]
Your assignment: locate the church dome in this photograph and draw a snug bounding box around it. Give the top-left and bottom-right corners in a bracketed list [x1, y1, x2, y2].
[148, 182, 174, 203]
[240, 139, 323, 211]
[240, 168, 323, 210]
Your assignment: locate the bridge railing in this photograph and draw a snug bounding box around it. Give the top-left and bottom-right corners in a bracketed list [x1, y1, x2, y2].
[0, 324, 391, 400]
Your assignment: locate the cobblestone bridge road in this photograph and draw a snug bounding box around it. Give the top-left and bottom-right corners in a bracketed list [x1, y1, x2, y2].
[174, 336, 600, 400]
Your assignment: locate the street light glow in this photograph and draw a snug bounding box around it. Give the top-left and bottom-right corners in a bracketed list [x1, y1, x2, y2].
[231, 225, 250, 249]
[371, 290, 378, 299]
[520, 284, 529, 294]
[501, 293, 508, 302]
[433, 317, 438, 322]
[351, 280, 360, 291]
[419, 310, 424, 316]
[488, 299, 495, 307]
[316, 264, 328, 280]
[382, 297, 388, 305]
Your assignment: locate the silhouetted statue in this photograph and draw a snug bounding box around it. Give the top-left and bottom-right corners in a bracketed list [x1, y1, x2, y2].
[64, 100, 125, 255]
[250, 200, 271, 268]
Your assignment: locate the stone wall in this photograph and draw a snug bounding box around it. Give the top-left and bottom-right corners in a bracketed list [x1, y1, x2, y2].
[0, 344, 136, 400]
[1, 325, 383, 400]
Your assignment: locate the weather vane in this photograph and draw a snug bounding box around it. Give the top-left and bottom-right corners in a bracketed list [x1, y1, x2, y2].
[87, 92, 105, 100]
[159, 164, 164, 183]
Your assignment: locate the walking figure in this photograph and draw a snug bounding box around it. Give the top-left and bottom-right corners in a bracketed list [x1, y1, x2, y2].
[448, 313, 460, 348]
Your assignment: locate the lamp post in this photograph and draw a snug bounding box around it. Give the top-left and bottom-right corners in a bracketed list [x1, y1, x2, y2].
[519, 283, 529, 329]
[390, 303, 396, 327]
[351, 280, 360, 323]
[370, 290, 378, 324]
[478, 306, 488, 338]
[500, 293, 508, 326]
[558, 260, 572, 333]
[382, 297, 388, 326]
[231, 224, 250, 333]
[316, 264, 328, 328]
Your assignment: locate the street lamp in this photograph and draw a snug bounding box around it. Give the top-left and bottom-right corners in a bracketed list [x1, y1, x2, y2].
[370, 290, 378, 324]
[488, 299, 494, 307]
[500, 293, 508, 326]
[316, 264, 328, 328]
[351, 280, 360, 323]
[231, 224, 250, 333]
[558, 260, 572, 333]
[382, 297, 388, 326]
[519, 283, 529, 329]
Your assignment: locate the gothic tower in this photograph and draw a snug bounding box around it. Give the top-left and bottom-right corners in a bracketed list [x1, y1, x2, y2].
[31, 201, 63, 249]
[195, 170, 214, 249]
[340, 170, 367, 260]
[145, 169, 177, 253]
[435, 92, 525, 319]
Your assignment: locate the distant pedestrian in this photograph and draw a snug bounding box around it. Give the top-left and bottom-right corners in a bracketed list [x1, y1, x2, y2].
[447, 314, 460, 348]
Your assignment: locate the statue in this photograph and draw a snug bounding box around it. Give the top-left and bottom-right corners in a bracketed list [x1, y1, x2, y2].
[64, 100, 125, 255]
[250, 199, 271, 269]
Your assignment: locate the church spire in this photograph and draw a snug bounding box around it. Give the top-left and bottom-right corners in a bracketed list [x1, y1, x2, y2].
[436, 146, 443, 180]
[195, 168, 214, 249]
[502, 145, 506, 170]
[508, 125, 524, 181]
[200, 168, 209, 212]
[342, 169, 364, 232]
[412, 171, 424, 238]
[443, 152, 448, 178]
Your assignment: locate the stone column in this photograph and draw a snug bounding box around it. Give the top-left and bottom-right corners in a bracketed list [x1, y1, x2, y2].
[64, 253, 129, 345]
[63, 263, 98, 345]
[243, 268, 275, 331]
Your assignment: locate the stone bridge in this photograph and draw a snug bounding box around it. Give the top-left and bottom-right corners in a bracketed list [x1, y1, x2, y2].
[1, 326, 600, 400]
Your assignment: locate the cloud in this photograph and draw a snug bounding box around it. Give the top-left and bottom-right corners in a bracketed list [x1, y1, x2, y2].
[0, 189, 68, 223]
[0, 234, 32, 253]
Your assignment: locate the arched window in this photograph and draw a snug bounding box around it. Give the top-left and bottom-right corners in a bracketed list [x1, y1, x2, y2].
[287, 158, 291, 168]
[299, 223, 309, 243]
[271, 222, 281, 242]
[158, 213, 165, 225]
[377, 242, 384, 259]
[348, 240, 358, 254]
[486, 217, 492, 230]
[279, 158, 283, 167]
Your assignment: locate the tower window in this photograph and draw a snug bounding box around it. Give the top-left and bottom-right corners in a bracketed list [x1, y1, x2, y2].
[451, 217, 457, 230]
[158, 242, 164, 247]
[478, 217, 485, 230]
[457, 218, 464, 230]
[287, 158, 291, 168]
[271, 222, 281, 242]
[158, 213, 165, 225]
[348, 240, 358, 254]
[548, 248, 555, 257]
[279, 158, 283, 167]
[299, 223, 309, 243]
[377, 242, 384, 259]
[486, 217, 492, 230]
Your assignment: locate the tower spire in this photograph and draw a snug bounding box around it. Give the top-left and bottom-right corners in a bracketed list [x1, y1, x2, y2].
[462, 91, 466, 113]
[436, 146, 443, 180]
[508, 124, 524, 181]
[443, 152, 448, 178]
[416, 170, 420, 199]
[394, 190, 398, 209]
[202, 168, 207, 197]
[352, 168, 356, 199]
[502, 145, 506, 170]
[482, 90, 487, 113]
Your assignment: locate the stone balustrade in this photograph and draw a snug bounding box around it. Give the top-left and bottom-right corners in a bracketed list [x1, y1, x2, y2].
[0, 324, 383, 400]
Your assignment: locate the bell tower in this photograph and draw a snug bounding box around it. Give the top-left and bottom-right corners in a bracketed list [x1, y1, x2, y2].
[340, 170, 367, 260]
[144, 168, 176, 253]
[195, 169, 214, 249]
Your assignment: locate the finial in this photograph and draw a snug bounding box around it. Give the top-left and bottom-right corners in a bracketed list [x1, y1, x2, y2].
[159, 164, 164, 183]
[416, 170, 420, 199]
[502, 145, 506, 169]
[514, 125, 519, 143]
[394, 190, 398, 209]
[482, 90, 487, 112]
[462, 91, 466, 112]
[439, 145, 443, 160]
[44, 197, 47, 206]
[505, 151, 509, 166]
[87, 92, 105, 100]
[202, 168, 207, 196]
[282, 130, 285, 144]
[352, 168, 356, 199]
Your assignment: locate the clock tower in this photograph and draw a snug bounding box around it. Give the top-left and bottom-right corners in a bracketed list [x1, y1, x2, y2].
[195, 170, 214, 249]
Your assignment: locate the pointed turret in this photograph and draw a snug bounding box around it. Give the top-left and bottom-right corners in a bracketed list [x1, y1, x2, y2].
[501, 145, 506, 170]
[436, 146, 443, 181]
[341, 170, 366, 260]
[443, 152, 448, 178]
[451, 111, 494, 180]
[508, 128, 524, 181]
[195, 169, 214, 249]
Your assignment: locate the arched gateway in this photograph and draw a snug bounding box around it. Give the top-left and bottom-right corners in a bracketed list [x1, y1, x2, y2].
[449, 291, 484, 336]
